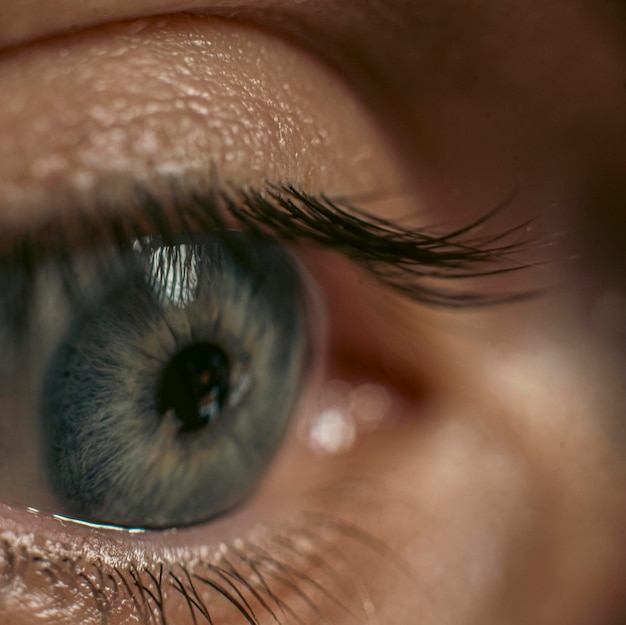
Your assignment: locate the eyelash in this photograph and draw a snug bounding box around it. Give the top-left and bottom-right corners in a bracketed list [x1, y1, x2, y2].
[0, 181, 536, 338]
[226, 185, 539, 306]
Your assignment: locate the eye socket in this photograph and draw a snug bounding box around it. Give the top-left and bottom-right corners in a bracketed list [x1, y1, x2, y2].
[0, 12, 536, 625]
[39, 232, 310, 530]
[0, 9, 417, 543]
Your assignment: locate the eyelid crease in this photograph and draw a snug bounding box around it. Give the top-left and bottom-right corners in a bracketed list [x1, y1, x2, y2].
[0, 181, 540, 316]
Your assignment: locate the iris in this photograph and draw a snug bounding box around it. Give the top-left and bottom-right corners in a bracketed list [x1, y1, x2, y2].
[41, 233, 308, 529]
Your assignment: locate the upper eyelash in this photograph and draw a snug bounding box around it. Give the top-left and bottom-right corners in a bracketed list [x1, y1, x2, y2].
[226, 185, 542, 307]
[0, 181, 539, 327]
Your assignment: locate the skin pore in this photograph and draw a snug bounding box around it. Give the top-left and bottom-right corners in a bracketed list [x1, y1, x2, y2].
[1, 1, 626, 625]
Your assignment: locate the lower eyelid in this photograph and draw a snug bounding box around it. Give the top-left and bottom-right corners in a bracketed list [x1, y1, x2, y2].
[0, 481, 409, 625]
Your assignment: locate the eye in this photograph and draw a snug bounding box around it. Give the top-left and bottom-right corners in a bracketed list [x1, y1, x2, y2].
[41, 233, 309, 529]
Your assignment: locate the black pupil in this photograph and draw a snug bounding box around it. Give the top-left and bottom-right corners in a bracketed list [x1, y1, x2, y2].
[158, 343, 230, 433]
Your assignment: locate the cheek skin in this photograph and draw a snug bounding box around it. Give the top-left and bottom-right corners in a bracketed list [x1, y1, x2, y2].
[418, 305, 626, 625]
[250, 264, 626, 625]
[307, 254, 626, 625]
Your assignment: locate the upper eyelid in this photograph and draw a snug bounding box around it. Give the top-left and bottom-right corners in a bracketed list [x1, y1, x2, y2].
[0, 14, 404, 228]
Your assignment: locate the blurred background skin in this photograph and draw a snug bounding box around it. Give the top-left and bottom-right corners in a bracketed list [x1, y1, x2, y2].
[1, 1, 626, 625]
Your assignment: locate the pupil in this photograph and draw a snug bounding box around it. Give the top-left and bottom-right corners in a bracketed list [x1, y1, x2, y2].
[158, 342, 230, 433]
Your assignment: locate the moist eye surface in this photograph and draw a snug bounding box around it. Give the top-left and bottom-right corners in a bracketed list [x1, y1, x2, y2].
[40, 232, 309, 529]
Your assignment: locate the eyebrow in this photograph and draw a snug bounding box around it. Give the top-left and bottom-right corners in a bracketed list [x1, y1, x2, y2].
[0, 182, 538, 309]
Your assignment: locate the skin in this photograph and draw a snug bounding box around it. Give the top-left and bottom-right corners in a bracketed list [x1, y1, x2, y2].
[0, 1, 625, 625]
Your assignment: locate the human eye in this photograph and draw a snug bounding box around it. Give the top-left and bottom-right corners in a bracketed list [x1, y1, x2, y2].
[0, 13, 529, 624]
[2, 3, 626, 625]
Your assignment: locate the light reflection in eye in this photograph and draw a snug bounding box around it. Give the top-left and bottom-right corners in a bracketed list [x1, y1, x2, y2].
[139, 240, 200, 307]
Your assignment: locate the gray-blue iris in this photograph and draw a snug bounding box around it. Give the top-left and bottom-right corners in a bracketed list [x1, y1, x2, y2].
[41, 233, 308, 529]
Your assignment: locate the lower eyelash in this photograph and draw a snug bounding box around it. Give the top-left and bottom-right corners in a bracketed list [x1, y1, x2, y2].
[0, 511, 406, 625]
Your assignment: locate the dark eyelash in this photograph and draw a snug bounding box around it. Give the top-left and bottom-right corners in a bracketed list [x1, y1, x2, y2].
[0, 181, 538, 333]
[225, 185, 541, 307]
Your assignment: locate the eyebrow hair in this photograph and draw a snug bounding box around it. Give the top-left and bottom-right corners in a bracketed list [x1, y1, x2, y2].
[0, 182, 538, 312]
